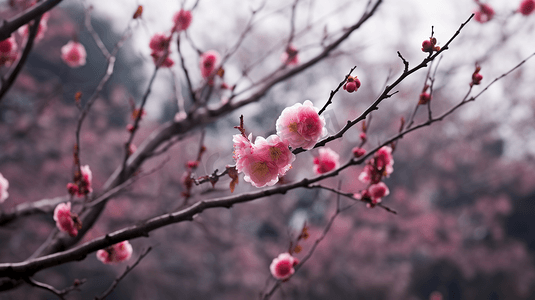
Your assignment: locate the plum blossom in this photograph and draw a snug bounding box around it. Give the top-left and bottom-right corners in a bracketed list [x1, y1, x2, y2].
[18, 13, 49, 43]
[67, 165, 93, 197]
[519, 0, 535, 15]
[0, 172, 9, 203]
[352, 147, 366, 158]
[149, 33, 174, 68]
[233, 134, 295, 188]
[358, 146, 394, 184]
[173, 10, 192, 31]
[270, 253, 298, 280]
[275, 100, 327, 150]
[96, 241, 133, 264]
[61, 41, 87, 68]
[368, 182, 390, 204]
[474, 3, 495, 23]
[200, 50, 220, 78]
[281, 45, 299, 66]
[0, 36, 18, 67]
[343, 76, 361, 93]
[313, 147, 340, 174]
[53, 202, 81, 237]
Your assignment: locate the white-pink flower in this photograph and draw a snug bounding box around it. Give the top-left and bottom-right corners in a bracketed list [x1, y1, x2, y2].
[149, 33, 169, 52]
[270, 253, 299, 280]
[173, 10, 192, 31]
[234, 134, 295, 188]
[0, 172, 9, 203]
[375, 146, 394, 177]
[53, 202, 80, 237]
[200, 50, 220, 78]
[18, 13, 49, 43]
[368, 182, 390, 204]
[275, 100, 327, 150]
[313, 147, 340, 174]
[0, 37, 18, 67]
[96, 241, 133, 264]
[61, 41, 87, 68]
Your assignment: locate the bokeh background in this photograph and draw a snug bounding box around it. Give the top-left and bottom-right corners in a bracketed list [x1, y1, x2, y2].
[1, 0, 535, 299]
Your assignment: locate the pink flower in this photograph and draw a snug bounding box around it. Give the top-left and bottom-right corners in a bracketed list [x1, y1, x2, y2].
[200, 50, 220, 78]
[0, 172, 9, 203]
[61, 41, 87, 68]
[270, 253, 298, 280]
[53, 202, 80, 237]
[352, 147, 366, 158]
[313, 147, 340, 174]
[281, 45, 299, 66]
[368, 182, 390, 204]
[474, 3, 495, 23]
[97, 241, 133, 264]
[149, 33, 174, 68]
[80, 165, 93, 194]
[233, 133, 253, 173]
[18, 13, 49, 43]
[239, 135, 295, 188]
[358, 146, 394, 184]
[173, 10, 192, 31]
[519, 0, 535, 15]
[0, 36, 18, 67]
[275, 100, 327, 150]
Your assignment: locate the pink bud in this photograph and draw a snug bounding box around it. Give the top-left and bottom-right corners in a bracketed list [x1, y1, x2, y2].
[421, 40, 434, 53]
[359, 132, 367, 142]
[200, 50, 220, 78]
[472, 72, 483, 85]
[53, 202, 79, 237]
[519, 0, 535, 15]
[352, 147, 366, 158]
[474, 4, 495, 23]
[419, 92, 431, 105]
[344, 81, 357, 93]
[97, 241, 133, 264]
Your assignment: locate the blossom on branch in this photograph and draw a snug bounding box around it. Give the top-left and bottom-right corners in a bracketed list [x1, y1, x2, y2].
[368, 182, 390, 204]
[0, 172, 9, 203]
[149, 33, 174, 68]
[343, 75, 361, 93]
[235, 135, 295, 188]
[0, 36, 18, 67]
[173, 10, 192, 31]
[61, 41, 87, 68]
[313, 147, 340, 174]
[275, 100, 327, 150]
[96, 241, 133, 264]
[270, 253, 299, 280]
[359, 146, 394, 184]
[200, 50, 220, 78]
[67, 165, 93, 197]
[53, 202, 81, 237]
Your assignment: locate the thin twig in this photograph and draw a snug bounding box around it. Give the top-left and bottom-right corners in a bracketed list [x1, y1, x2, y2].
[318, 66, 357, 115]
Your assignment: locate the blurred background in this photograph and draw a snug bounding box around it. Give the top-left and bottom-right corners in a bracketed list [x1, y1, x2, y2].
[1, 0, 535, 299]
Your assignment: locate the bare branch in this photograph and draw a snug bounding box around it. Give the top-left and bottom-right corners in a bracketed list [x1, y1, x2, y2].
[0, 0, 62, 41]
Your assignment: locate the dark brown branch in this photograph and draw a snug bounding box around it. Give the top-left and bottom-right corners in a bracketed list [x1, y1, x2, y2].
[0, 0, 62, 41]
[24, 276, 85, 300]
[0, 196, 68, 226]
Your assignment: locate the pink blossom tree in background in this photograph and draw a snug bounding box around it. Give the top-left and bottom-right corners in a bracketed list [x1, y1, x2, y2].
[1, 0, 535, 299]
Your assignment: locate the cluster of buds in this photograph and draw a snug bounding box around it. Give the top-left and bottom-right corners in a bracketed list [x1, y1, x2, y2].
[343, 75, 361, 93]
[421, 37, 440, 53]
[419, 85, 432, 105]
[356, 146, 394, 208]
[96, 241, 133, 264]
[470, 65, 483, 86]
[67, 165, 93, 197]
[354, 182, 390, 208]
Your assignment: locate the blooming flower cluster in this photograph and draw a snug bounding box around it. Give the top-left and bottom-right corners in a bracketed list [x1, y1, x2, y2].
[355, 146, 394, 207]
[96, 241, 133, 264]
[0, 172, 9, 203]
[233, 100, 327, 187]
[0, 37, 18, 67]
[313, 147, 339, 174]
[53, 202, 82, 237]
[61, 41, 87, 68]
[67, 165, 93, 197]
[270, 253, 299, 280]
